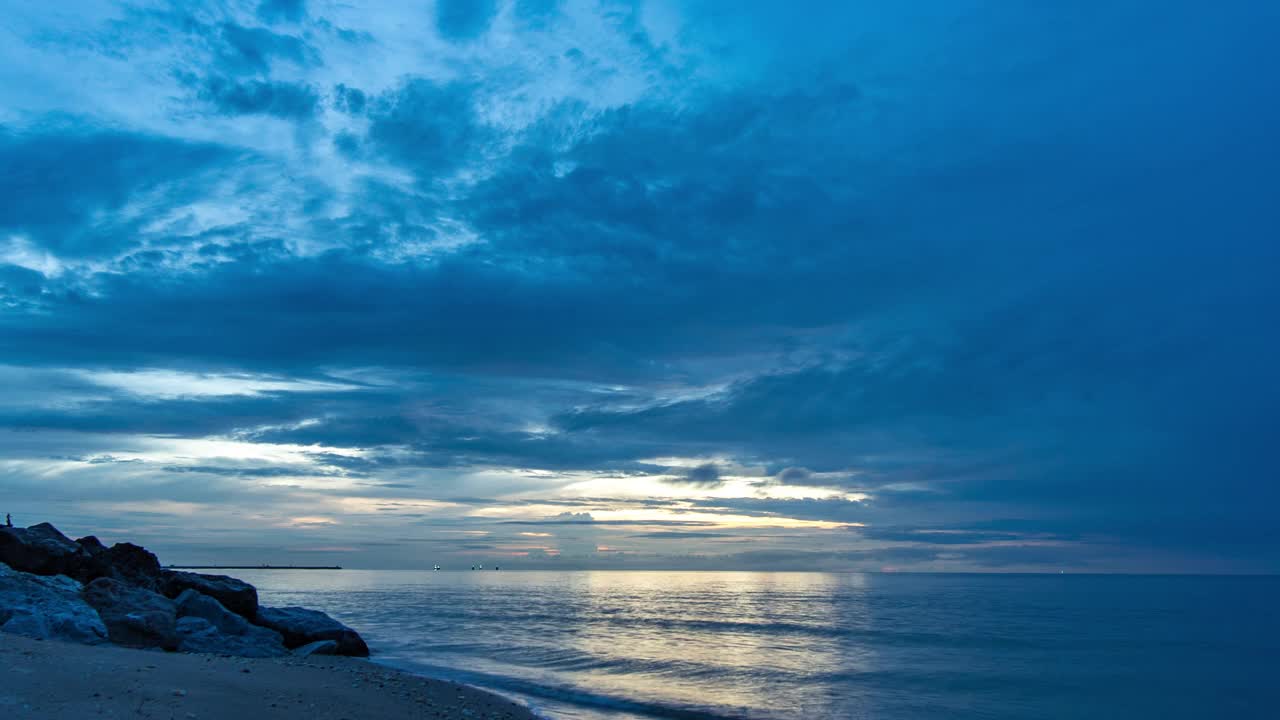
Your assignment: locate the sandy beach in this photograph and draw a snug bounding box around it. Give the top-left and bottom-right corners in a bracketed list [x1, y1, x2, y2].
[0, 634, 539, 720]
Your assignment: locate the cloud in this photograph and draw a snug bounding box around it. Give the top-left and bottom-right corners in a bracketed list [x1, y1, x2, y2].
[436, 0, 498, 41]
[666, 463, 723, 489]
[0, 128, 229, 258]
[332, 83, 366, 114]
[77, 368, 356, 400]
[365, 79, 487, 178]
[773, 467, 811, 485]
[628, 531, 723, 539]
[197, 77, 319, 118]
[257, 0, 307, 24]
[213, 22, 316, 75]
[0, 1, 1277, 571]
[512, 0, 560, 28]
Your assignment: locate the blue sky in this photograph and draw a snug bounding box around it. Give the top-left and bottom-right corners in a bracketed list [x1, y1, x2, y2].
[1, 0, 1277, 572]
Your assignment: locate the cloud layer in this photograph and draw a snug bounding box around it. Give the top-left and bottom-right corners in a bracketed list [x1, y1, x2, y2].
[1, 0, 1277, 572]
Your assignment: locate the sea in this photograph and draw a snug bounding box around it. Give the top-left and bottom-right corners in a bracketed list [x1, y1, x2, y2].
[233, 570, 1280, 720]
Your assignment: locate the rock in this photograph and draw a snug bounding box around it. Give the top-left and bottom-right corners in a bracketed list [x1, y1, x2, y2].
[162, 571, 258, 619]
[174, 616, 289, 658]
[1, 524, 159, 589]
[0, 523, 90, 577]
[75, 536, 107, 555]
[97, 543, 163, 590]
[0, 562, 108, 645]
[173, 589, 288, 657]
[254, 606, 369, 657]
[82, 577, 178, 650]
[292, 640, 340, 657]
[3, 522, 377, 658]
[175, 589, 249, 635]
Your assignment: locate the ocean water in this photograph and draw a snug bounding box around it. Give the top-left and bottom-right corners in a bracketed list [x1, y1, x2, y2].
[234, 571, 1279, 719]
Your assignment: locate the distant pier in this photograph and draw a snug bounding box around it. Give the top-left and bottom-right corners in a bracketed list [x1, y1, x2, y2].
[167, 565, 343, 570]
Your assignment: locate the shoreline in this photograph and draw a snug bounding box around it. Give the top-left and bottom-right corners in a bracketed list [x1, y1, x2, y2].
[0, 633, 541, 720]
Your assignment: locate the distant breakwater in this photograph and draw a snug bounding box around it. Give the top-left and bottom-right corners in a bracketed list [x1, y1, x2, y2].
[168, 565, 343, 570]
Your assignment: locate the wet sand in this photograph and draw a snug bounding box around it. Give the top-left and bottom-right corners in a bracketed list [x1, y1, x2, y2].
[0, 633, 539, 719]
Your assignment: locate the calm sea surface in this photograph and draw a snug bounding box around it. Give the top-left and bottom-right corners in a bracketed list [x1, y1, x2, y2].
[234, 571, 1280, 719]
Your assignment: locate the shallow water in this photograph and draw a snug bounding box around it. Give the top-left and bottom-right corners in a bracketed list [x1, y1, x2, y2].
[235, 570, 1280, 719]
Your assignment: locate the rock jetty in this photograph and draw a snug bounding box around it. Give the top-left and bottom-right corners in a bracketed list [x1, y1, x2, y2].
[0, 522, 369, 659]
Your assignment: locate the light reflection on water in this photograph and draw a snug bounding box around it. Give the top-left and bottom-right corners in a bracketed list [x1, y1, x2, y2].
[233, 570, 1279, 720]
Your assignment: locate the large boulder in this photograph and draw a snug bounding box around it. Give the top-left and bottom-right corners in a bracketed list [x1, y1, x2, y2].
[0, 523, 90, 577]
[82, 577, 178, 650]
[176, 617, 290, 658]
[254, 606, 369, 657]
[68, 537, 165, 589]
[173, 590, 288, 658]
[162, 571, 258, 618]
[0, 562, 108, 645]
[75, 535, 108, 556]
[97, 542, 164, 589]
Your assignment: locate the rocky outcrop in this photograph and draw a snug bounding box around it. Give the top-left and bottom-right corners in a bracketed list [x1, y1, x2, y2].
[0, 562, 108, 645]
[82, 577, 178, 650]
[254, 606, 370, 657]
[162, 570, 258, 618]
[1, 522, 370, 660]
[173, 589, 288, 657]
[0, 524, 164, 590]
[0, 523, 90, 577]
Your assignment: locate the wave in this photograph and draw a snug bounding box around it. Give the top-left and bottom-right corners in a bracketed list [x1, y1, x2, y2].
[372, 656, 755, 720]
[362, 605, 1038, 650]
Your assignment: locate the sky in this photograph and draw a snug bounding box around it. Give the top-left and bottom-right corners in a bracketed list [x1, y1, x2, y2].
[1, 0, 1277, 573]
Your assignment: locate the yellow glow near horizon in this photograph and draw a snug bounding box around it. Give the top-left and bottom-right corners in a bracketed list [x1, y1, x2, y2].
[468, 503, 857, 530]
[555, 473, 865, 504]
[287, 516, 339, 527]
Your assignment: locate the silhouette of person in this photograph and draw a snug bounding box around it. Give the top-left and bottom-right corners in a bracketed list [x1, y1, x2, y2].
[4, 513, 10, 528]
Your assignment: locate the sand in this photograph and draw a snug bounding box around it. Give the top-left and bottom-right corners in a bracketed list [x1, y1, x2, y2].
[0, 633, 540, 720]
